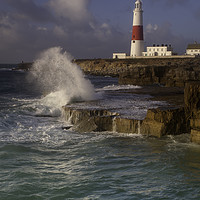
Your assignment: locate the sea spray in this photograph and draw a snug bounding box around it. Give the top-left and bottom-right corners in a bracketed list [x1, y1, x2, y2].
[29, 47, 96, 116]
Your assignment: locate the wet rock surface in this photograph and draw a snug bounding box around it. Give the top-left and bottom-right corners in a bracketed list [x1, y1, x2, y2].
[62, 85, 186, 138]
[62, 82, 200, 145]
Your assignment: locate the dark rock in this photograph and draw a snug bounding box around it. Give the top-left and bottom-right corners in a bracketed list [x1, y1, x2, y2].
[13, 62, 33, 71]
[75, 57, 200, 87]
[62, 105, 188, 138]
[62, 126, 73, 130]
[140, 108, 188, 138]
[62, 106, 119, 133]
[184, 81, 200, 144]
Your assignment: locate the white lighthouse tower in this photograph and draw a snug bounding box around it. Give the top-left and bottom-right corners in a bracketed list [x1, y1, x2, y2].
[130, 0, 144, 57]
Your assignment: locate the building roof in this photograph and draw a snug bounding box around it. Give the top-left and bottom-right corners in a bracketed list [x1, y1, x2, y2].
[187, 44, 200, 49]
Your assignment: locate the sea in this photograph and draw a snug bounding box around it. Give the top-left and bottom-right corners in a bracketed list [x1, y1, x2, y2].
[0, 48, 200, 200]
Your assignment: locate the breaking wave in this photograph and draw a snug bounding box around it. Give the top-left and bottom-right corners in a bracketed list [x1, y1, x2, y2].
[29, 47, 96, 116]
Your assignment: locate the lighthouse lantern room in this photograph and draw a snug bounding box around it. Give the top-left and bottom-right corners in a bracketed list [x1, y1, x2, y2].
[130, 0, 144, 57]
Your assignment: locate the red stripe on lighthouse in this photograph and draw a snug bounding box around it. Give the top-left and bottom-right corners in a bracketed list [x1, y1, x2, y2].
[132, 26, 143, 40]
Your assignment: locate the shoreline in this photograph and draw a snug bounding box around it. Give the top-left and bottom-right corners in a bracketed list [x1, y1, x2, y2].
[62, 84, 186, 138]
[11, 58, 200, 144]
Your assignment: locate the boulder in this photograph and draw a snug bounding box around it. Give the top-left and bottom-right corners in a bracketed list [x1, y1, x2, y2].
[140, 108, 187, 138]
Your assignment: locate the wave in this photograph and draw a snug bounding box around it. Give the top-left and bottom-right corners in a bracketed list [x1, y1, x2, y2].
[0, 68, 12, 71]
[27, 47, 97, 116]
[96, 84, 142, 92]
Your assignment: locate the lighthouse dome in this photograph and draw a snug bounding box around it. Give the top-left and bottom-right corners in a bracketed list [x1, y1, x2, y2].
[135, 0, 142, 10]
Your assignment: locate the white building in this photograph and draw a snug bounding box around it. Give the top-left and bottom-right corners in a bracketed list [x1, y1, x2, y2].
[186, 43, 200, 56]
[113, 53, 127, 59]
[143, 44, 174, 57]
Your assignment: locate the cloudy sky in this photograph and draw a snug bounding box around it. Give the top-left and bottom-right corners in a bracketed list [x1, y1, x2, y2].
[0, 0, 200, 63]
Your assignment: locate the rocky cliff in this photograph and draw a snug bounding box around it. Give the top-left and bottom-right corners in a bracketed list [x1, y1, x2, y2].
[14, 57, 200, 88]
[75, 57, 200, 87]
[62, 81, 200, 144]
[185, 81, 200, 144]
[62, 106, 188, 139]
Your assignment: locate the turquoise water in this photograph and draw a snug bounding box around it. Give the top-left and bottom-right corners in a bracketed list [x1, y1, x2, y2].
[0, 66, 200, 199]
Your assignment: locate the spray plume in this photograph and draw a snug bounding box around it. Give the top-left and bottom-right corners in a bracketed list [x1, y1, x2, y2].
[30, 47, 96, 110]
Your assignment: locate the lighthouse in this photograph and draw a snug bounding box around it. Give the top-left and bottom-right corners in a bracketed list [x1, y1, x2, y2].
[130, 0, 144, 57]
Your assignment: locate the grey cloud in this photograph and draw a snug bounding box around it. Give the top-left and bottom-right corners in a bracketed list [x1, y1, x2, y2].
[0, 0, 126, 63]
[2, 0, 53, 23]
[144, 22, 190, 54]
[48, 0, 91, 23]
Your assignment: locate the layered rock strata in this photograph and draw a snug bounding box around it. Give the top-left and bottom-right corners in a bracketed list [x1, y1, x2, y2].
[119, 65, 200, 87]
[14, 58, 200, 88]
[141, 108, 187, 138]
[62, 106, 187, 138]
[75, 57, 200, 87]
[62, 81, 200, 144]
[62, 107, 140, 133]
[185, 81, 200, 144]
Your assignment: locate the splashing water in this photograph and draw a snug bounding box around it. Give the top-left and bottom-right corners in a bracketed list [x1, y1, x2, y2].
[29, 47, 96, 115]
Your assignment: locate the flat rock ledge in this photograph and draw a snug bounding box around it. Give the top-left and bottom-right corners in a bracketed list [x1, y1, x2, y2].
[62, 106, 187, 139]
[62, 81, 200, 144]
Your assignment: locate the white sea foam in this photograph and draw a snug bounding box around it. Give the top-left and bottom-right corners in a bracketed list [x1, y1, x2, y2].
[96, 84, 142, 92]
[0, 68, 12, 71]
[29, 47, 96, 115]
